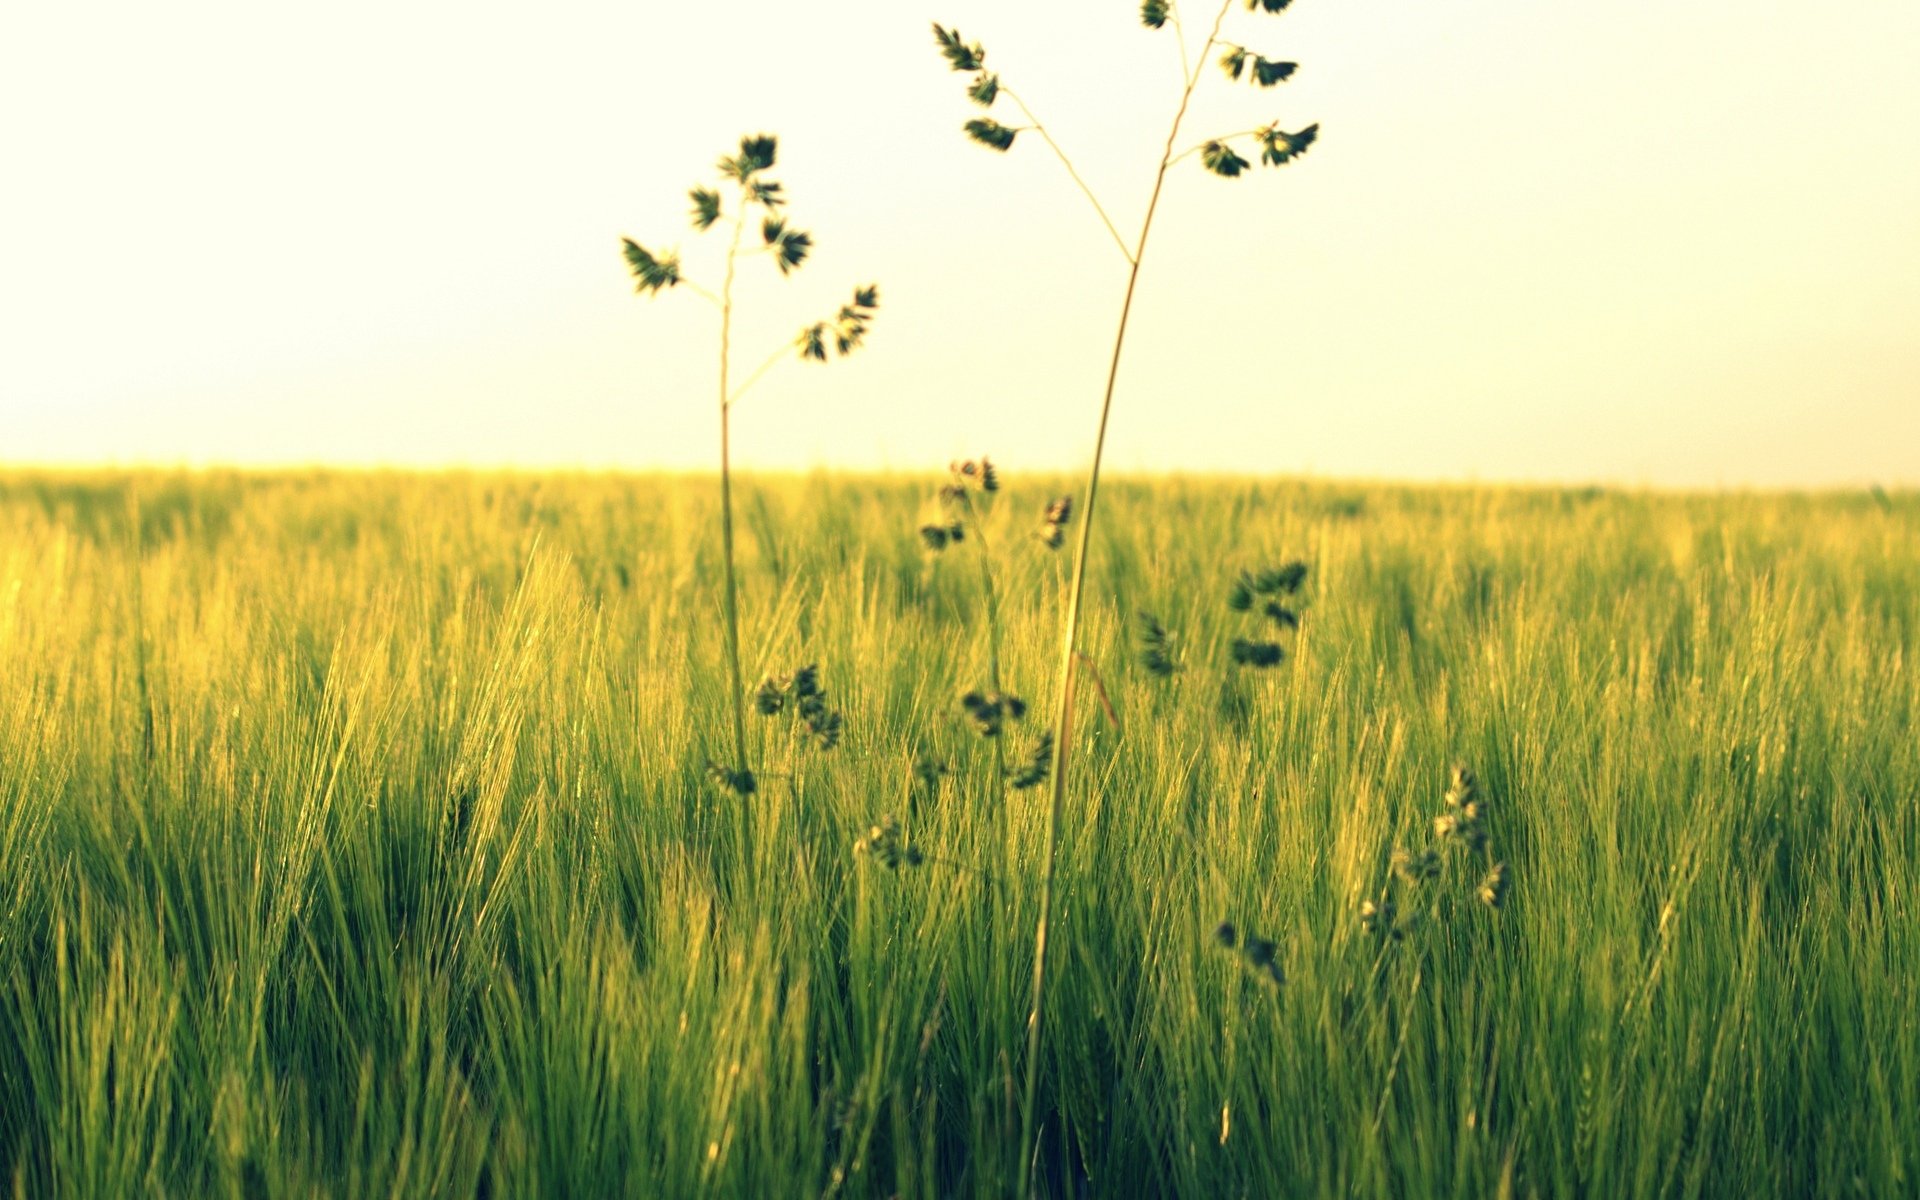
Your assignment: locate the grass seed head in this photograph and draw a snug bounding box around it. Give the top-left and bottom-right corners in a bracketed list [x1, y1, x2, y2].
[706, 761, 758, 797]
[1446, 763, 1478, 807]
[1359, 897, 1400, 939]
[949, 457, 999, 493]
[1391, 847, 1442, 885]
[1037, 495, 1073, 548]
[807, 708, 844, 750]
[1136, 611, 1179, 677]
[1478, 862, 1511, 909]
[1216, 921, 1285, 985]
[912, 752, 950, 790]
[960, 689, 1026, 737]
[754, 675, 787, 715]
[1229, 638, 1286, 668]
[853, 816, 924, 870]
[792, 663, 822, 700]
[1009, 730, 1053, 789]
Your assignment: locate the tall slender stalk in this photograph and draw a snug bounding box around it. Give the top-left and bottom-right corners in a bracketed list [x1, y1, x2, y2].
[934, 5, 1323, 1191]
[716, 205, 751, 785]
[623, 134, 880, 798]
[1020, 15, 1231, 1185]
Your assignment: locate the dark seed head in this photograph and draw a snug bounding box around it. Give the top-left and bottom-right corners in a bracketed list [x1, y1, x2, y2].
[707, 762, 757, 797]
[911, 753, 949, 789]
[1229, 638, 1285, 668]
[1214, 921, 1238, 948]
[790, 664, 822, 700]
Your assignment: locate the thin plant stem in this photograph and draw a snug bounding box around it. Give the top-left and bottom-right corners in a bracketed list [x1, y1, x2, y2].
[1001, 86, 1136, 267]
[968, 499, 1010, 797]
[682, 279, 724, 308]
[1168, 3, 1193, 83]
[1168, 128, 1269, 168]
[717, 198, 751, 782]
[727, 341, 791, 407]
[1016, 4, 1234, 1193]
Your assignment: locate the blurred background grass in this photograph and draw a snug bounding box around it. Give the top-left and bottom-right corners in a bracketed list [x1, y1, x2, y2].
[0, 470, 1913, 1196]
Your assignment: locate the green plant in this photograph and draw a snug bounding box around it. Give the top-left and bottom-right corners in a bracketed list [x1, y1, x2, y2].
[923, 457, 1047, 798]
[621, 135, 879, 797]
[932, 6, 1323, 1188]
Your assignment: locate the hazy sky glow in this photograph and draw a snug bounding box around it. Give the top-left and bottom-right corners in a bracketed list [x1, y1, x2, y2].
[3, 0, 1917, 485]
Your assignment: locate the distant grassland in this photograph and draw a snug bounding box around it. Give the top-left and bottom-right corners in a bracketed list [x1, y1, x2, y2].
[0, 471, 1915, 1197]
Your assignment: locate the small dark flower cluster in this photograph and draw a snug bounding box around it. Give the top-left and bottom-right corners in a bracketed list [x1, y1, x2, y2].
[919, 521, 966, 552]
[919, 457, 998, 553]
[951, 456, 1000, 494]
[1357, 897, 1399, 941]
[755, 662, 844, 750]
[797, 285, 881, 362]
[1226, 561, 1307, 668]
[853, 816, 924, 870]
[1036, 495, 1073, 550]
[960, 688, 1027, 737]
[1008, 730, 1053, 791]
[911, 751, 950, 792]
[705, 761, 757, 797]
[958, 688, 1049, 790]
[1431, 762, 1490, 854]
[1213, 920, 1286, 986]
[1359, 762, 1513, 942]
[933, 26, 1022, 153]
[1135, 610, 1179, 678]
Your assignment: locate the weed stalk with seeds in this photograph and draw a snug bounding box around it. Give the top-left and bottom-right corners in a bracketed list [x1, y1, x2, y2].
[622, 135, 879, 797]
[924, 458, 1019, 794]
[932, 12, 1322, 1182]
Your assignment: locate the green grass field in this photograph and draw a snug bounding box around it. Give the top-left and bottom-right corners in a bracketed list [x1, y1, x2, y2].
[0, 471, 1914, 1197]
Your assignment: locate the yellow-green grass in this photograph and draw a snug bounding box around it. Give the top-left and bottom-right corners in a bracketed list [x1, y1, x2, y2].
[0, 471, 1914, 1197]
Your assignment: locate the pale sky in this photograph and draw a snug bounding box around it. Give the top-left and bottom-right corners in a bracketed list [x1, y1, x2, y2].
[2, 0, 1917, 486]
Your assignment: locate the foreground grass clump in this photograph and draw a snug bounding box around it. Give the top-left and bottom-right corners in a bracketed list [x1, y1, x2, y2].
[0, 471, 1916, 1197]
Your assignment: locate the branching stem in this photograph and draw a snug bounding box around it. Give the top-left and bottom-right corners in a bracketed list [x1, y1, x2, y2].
[1001, 86, 1136, 267]
[727, 341, 792, 408]
[1168, 3, 1193, 84]
[1168, 127, 1268, 168]
[1016, 4, 1234, 1194]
